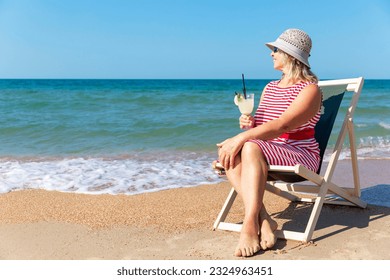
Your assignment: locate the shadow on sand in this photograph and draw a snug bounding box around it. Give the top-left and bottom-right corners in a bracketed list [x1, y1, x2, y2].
[271, 184, 390, 242]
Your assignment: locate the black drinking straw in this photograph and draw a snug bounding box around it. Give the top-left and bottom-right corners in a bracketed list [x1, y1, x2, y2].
[242, 73, 247, 99]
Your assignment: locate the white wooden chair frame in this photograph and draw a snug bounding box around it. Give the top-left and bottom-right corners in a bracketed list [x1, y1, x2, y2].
[213, 77, 367, 243]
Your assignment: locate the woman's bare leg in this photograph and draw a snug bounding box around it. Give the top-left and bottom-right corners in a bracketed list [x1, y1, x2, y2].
[226, 142, 268, 257]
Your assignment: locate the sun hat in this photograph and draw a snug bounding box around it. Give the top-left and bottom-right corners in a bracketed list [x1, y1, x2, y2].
[266, 28, 312, 68]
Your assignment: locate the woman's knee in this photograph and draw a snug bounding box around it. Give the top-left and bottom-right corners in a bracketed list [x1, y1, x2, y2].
[241, 142, 262, 160]
[241, 142, 261, 157]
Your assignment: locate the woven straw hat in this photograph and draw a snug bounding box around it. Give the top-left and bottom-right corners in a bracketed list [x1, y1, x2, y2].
[266, 28, 312, 68]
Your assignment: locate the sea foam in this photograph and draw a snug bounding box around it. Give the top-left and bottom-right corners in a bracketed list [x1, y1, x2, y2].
[379, 122, 390, 130]
[0, 152, 223, 195]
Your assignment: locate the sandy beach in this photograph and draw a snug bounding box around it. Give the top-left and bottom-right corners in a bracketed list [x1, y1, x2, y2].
[0, 159, 389, 260]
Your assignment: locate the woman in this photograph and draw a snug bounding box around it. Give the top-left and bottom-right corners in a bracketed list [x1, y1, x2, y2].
[217, 29, 322, 257]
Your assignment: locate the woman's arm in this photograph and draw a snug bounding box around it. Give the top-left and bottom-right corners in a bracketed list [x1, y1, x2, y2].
[217, 84, 321, 169]
[242, 83, 321, 140]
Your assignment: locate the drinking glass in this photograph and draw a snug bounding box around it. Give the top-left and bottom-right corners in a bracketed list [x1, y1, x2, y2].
[235, 93, 254, 129]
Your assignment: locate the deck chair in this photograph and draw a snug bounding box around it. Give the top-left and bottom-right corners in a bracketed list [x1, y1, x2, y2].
[213, 77, 367, 243]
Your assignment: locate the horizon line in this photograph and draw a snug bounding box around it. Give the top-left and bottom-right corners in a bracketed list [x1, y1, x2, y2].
[0, 77, 389, 80]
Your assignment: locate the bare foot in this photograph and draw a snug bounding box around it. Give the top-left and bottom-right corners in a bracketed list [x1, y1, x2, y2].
[212, 160, 226, 176]
[234, 220, 261, 257]
[259, 207, 278, 250]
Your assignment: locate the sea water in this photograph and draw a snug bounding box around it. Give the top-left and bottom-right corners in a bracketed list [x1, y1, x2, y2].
[0, 79, 389, 195]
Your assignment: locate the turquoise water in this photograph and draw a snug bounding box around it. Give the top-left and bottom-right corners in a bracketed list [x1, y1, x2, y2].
[0, 79, 388, 194]
[0, 79, 254, 156]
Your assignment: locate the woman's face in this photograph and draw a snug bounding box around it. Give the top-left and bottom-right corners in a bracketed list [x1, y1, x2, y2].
[270, 47, 284, 71]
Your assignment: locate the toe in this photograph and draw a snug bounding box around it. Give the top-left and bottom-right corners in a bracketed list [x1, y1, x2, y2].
[260, 236, 277, 250]
[234, 248, 242, 257]
[243, 247, 250, 257]
[260, 240, 267, 250]
[254, 244, 261, 254]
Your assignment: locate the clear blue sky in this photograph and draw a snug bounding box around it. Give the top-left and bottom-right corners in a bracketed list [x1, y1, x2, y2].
[0, 0, 389, 79]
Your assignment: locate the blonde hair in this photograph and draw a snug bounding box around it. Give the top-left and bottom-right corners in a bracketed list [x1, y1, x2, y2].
[280, 51, 318, 83]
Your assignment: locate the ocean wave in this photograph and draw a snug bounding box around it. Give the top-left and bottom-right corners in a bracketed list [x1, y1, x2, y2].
[359, 135, 390, 148]
[379, 122, 390, 130]
[0, 153, 223, 195]
[323, 135, 390, 161]
[1, 142, 388, 195]
[355, 123, 368, 128]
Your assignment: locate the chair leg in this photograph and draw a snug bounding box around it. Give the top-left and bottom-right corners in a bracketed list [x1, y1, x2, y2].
[327, 181, 367, 208]
[347, 120, 361, 197]
[266, 182, 301, 202]
[302, 196, 326, 242]
[302, 182, 330, 242]
[213, 187, 237, 230]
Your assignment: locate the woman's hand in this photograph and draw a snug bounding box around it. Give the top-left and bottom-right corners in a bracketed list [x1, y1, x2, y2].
[216, 135, 245, 170]
[239, 114, 254, 129]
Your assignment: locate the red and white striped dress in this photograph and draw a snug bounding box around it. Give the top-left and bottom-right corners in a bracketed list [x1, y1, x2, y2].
[248, 80, 321, 172]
